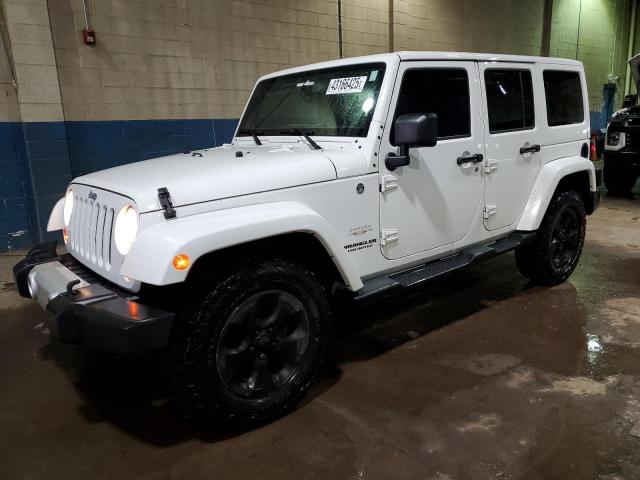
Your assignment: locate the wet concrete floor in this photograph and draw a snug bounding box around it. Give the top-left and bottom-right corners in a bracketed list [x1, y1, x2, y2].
[1, 187, 640, 479]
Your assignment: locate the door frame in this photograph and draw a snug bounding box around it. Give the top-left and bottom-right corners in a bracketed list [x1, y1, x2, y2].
[378, 60, 486, 263]
[476, 61, 544, 231]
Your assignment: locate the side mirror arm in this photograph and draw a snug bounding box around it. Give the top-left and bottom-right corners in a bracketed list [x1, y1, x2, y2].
[385, 145, 410, 171]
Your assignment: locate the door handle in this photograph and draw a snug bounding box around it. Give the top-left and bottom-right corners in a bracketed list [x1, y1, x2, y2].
[456, 153, 483, 165]
[519, 144, 541, 154]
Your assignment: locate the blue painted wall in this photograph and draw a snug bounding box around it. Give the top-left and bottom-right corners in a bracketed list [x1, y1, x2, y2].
[0, 118, 238, 252]
[65, 119, 237, 177]
[0, 123, 33, 251]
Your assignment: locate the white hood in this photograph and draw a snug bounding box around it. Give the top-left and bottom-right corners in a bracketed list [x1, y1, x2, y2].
[73, 145, 339, 213]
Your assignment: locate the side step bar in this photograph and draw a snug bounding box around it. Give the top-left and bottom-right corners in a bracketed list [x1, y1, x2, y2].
[353, 231, 536, 304]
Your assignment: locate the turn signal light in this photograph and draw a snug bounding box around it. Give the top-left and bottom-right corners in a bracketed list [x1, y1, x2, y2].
[63, 227, 69, 244]
[173, 254, 190, 271]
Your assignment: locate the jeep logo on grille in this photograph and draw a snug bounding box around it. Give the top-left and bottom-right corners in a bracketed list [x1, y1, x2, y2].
[88, 191, 97, 200]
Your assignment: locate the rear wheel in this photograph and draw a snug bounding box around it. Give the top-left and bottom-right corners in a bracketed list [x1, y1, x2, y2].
[167, 258, 330, 428]
[604, 162, 637, 195]
[515, 190, 586, 286]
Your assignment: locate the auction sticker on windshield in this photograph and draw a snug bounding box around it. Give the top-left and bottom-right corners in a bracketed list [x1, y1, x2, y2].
[326, 76, 367, 95]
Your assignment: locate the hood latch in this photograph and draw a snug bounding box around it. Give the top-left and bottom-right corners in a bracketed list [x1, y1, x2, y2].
[157, 187, 176, 219]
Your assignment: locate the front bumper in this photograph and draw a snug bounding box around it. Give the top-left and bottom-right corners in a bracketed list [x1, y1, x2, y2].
[13, 242, 174, 356]
[603, 149, 640, 171]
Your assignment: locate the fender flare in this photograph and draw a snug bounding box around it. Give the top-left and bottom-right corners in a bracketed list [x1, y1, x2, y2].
[47, 197, 65, 232]
[517, 156, 596, 231]
[120, 201, 364, 291]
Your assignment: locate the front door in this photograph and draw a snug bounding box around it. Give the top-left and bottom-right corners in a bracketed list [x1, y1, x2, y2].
[479, 62, 542, 231]
[379, 61, 485, 260]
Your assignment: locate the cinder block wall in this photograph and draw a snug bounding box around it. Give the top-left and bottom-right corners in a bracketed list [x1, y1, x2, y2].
[394, 0, 545, 54]
[0, 3, 31, 250]
[49, 0, 340, 122]
[0, 0, 636, 251]
[550, 0, 632, 124]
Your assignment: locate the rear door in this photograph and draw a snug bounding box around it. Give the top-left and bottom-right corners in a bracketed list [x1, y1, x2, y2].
[479, 62, 542, 231]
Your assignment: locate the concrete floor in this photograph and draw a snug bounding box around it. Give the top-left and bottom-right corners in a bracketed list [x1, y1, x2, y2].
[1, 186, 640, 480]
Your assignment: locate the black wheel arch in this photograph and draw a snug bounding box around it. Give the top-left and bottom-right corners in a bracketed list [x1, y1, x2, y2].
[555, 170, 597, 214]
[185, 232, 346, 291]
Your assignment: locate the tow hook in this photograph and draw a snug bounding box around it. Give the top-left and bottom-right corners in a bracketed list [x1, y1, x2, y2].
[65, 279, 81, 297]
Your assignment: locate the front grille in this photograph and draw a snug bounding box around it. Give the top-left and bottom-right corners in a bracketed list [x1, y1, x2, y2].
[625, 131, 640, 149]
[69, 196, 115, 269]
[66, 184, 138, 291]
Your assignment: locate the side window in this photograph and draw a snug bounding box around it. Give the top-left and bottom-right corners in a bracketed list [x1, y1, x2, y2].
[543, 70, 584, 126]
[392, 68, 470, 143]
[485, 69, 534, 133]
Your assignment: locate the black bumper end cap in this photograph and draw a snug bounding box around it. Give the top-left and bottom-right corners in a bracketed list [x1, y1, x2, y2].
[47, 294, 174, 356]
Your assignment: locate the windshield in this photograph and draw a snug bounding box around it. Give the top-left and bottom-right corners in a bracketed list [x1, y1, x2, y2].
[237, 63, 386, 138]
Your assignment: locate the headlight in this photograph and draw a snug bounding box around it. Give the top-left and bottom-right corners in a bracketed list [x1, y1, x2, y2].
[114, 205, 138, 255]
[607, 131, 621, 146]
[63, 189, 74, 225]
[605, 131, 626, 151]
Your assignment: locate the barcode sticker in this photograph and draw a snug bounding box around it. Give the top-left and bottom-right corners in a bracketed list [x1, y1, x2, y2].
[326, 76, 367, 95]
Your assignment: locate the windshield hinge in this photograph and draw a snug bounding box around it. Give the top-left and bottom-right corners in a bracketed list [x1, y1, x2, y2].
[157, 187, 176, 219]
[380, 175, 398, 193]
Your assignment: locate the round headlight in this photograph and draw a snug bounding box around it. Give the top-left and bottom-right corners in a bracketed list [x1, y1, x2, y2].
[63, 189, 74, 226]
[114, 205, 138, 255]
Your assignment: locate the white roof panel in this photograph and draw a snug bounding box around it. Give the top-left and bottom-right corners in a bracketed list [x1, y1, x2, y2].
[397, 51, 582, 66]
[258, 51, 582, 82]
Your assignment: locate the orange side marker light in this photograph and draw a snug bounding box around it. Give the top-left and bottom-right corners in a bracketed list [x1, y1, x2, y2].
[173, 254, 190, 271]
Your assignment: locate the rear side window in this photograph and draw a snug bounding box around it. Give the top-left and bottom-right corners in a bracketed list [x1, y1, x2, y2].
[485, 69, 534, 133]
[392, 68, 470, 143]
[543, 71, 584, 126]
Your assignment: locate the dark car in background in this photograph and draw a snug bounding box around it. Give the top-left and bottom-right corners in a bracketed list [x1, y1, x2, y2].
[604, 54, 640, 195]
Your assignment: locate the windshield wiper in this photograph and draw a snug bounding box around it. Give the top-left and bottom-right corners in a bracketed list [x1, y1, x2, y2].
[279, 128, 321, 150]
[238, 128, 262, 146]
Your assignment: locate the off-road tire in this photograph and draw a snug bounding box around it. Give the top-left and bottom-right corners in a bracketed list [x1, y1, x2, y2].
[604, 162, 637, 195]
[515, 190, 586, 286]
[167, 258, 330, 429]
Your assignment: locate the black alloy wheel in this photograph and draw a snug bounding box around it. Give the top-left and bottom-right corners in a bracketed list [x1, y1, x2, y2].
[167, 258, 330, 427]
[549, 205, 581, 272]
[515, 190, 586, 286]
[216, 290, 311, 399]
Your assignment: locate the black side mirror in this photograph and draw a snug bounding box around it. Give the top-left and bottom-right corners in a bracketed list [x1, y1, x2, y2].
[386, 113, 438, 171]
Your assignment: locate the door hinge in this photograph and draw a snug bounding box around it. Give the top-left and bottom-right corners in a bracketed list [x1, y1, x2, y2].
[380, 229, 399, 246]
[380, 174, 398, 192]
[484, 160, 498, 175]
[484, 205, 497, 219]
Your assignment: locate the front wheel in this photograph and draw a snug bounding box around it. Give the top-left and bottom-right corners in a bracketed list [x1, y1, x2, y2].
[167, 258, 330, 427]
[515, 190, 586, 286]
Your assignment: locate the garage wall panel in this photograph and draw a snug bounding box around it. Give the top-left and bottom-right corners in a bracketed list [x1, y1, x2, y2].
[550, 0, 631, 115]
[394, 0, 545, 56]
[48, 0, 339, 122]
[1, 0, 73, 248]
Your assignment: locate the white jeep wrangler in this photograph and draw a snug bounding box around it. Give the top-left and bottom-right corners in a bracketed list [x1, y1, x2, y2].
[15, 52, 600, 425]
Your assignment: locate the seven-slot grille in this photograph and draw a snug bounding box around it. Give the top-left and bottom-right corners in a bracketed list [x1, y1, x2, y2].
[69, 195, 115, 270]
[66, 184, 136, 290]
